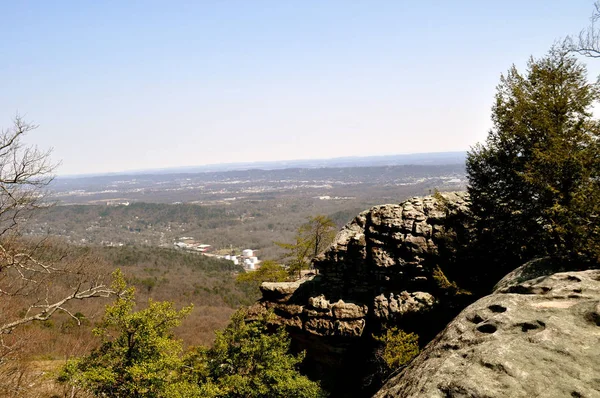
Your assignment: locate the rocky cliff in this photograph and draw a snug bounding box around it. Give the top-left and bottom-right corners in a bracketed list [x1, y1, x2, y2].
[250, 192, 600, 397]
[249, 192, 472, 394]
[374, 268, 600, 397]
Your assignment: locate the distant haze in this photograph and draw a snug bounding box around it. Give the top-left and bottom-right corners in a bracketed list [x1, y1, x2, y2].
[58, 151, 466, 178]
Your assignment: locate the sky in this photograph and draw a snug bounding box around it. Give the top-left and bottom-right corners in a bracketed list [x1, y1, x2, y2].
[2, 1, 600, 175]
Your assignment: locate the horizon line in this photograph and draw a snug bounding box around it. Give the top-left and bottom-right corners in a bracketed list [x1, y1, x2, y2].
[56, 150, 467, 179]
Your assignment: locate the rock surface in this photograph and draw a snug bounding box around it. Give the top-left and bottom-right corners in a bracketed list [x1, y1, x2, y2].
[374, 269, 600, 398]
[249, 192, 472, 395]
[252, 192, 469, 334]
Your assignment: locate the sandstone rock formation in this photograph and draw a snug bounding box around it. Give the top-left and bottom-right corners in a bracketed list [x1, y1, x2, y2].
[374, 269, 600, 398]
[250, 192, 472, 395]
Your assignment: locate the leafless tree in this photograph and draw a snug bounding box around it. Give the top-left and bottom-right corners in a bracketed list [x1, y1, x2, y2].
[568, 1, 600, 58]
[0, 116, 117, 394]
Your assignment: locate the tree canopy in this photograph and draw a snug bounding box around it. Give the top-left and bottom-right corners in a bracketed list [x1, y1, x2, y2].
[466, 46, 600, 276]
[0, 117, 116, 394]
[60, 276, 324, 398]
[568, 1, 600, 58]
[184, 309, 325, 398]
[59, 271, 193, 397]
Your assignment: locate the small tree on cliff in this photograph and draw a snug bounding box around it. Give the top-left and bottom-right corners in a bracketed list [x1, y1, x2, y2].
[467, 45, 600, 273]
[236, 260, 289, 295]
[276, 215, 337, 278]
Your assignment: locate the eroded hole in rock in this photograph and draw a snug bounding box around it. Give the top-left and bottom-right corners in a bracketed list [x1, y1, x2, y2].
[442, 343, 460, 351]
[505, 285, 553, 295]
[482, 361, 509, 375]
[468, 314, 485, 324]
[488, 304, 507, 313]
[568, 294, 582, 299]
[573, 288, 582, 293]
[505, 285, 534, 294]
[571, 391, 583, 398]
[476, 323, 497, 334]
[516, 320, 546, 332]
[440, 383, 471, 398]
[566, 275, 582, 282]
[585, 311, 600, 326]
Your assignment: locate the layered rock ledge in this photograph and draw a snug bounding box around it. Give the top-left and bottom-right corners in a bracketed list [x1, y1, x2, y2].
[249, 192, 471, 392]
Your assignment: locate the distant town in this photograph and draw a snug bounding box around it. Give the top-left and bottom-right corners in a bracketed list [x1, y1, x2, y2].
[174, 237, 261, 270]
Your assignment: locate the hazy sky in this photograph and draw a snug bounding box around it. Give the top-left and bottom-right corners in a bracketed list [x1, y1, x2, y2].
[2, 1, 600, 175]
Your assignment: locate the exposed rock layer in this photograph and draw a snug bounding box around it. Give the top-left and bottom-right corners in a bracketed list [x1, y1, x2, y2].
[374, 269, 600, 398]
[250, 193, 471, 394]
[254, 192, 468, 336]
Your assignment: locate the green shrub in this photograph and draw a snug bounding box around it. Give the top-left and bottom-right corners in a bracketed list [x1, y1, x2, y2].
[58, 271, 193, 398]
[373, 327, 420, 370]
[59, 272, 324, 398]
[183, 309, 325, 398]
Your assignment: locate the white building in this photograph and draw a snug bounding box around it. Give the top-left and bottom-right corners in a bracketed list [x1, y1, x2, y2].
[244, 258, 255, 270]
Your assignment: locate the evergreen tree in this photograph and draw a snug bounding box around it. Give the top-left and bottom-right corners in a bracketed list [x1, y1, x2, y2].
[467, 46, 600, 276]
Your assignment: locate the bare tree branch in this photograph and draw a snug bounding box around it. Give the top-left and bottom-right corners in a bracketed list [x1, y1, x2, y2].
[0, 282, 114, 334]
[0, 116, 116, 349]
[567, 1, 600, 58]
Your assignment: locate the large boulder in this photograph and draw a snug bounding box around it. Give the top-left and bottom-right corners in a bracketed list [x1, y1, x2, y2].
[374, 269, 600, 398]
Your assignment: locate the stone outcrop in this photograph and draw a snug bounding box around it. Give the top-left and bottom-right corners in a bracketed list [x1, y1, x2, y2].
[254, 192, 468, 333]
[249, 192, 471, 394]
[315, 192, 468, 302]
[251, 192, 600, 397]
[374, 269, 600, 398]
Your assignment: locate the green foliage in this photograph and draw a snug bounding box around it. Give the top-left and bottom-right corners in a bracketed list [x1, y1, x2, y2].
[236, 260, 289, 294]
[467, 45, 600, 277]
[275, 237, 313, 279]
[431, 189, 449, 207]
[59, 272, 193, 398]
[373, 327, 420, 370]
[60, 275, 323, 398]
[432, 266, 471, 296]
[183, 309, 325, 398]
[276, 215, 337, 278]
